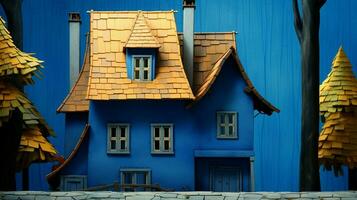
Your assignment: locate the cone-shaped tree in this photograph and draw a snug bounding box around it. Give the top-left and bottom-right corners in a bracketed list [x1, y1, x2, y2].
[319, 47, 357, 175]
[0, 17, 57, 190]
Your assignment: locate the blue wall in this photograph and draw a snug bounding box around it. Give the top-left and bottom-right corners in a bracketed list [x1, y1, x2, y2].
[86, 58, 253, 190]
[17, 0, 356, 191]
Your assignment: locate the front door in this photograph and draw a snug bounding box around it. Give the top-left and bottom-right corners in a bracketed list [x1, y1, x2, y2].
[210, 166, 242, 192]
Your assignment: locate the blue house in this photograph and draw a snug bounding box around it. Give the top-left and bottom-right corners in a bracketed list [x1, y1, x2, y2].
[48, 1, 279, 192]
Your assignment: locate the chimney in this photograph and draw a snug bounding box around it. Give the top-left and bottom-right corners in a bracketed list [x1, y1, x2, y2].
[68, 12, 81, 89]
[183, 0, 195, 87]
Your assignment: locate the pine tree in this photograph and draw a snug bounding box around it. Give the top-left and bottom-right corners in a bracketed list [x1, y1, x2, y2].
[0, 17, 57, 190]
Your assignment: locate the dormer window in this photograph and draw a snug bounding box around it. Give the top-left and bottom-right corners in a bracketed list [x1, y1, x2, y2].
[133, 55, 152, 81]
[123, 12, 160, 81]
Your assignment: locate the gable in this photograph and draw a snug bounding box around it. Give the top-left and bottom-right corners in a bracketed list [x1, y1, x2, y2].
[189, 47, 279, 115]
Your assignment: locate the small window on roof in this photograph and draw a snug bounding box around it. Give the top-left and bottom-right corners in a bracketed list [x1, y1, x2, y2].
[133, 55, 152, 81]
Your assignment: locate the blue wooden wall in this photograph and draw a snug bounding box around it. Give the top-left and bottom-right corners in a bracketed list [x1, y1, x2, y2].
[14, 0, 356, 191]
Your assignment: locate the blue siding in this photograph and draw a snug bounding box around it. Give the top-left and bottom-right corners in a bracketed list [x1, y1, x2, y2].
[13, 0, 355, 191]
[87, 59, 253, 189]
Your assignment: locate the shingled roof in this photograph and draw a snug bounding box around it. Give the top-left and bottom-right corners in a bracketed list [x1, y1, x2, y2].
[59, 11, 278, 115]
[124, 12, 160, 49]
[87, 11, 194, 100]
[188, 46, 279, 115]
[57, 34, 90, 112]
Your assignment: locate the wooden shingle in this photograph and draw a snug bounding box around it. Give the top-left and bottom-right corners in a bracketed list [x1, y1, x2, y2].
[0, 17, 43, 84]
[87, 11, 194, 100]
[57, 34, 90, 112]
[320, 47, 357, 117]
[318, 47, 357, 172]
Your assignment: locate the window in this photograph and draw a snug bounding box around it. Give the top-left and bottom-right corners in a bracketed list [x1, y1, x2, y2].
[120, 169, 151, 191]
[151, 124, 173, 154]
[60, 175, 87, 191]
[107, 124, 130, 154]
[217, 112, 238, 139]
[133, 55, 152, 81]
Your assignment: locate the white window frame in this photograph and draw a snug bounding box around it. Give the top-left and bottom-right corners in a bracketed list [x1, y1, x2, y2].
[216, 111, 238, 139]
[151, 124, 174, 154]
[132, 55, 152, 81]
[107, 123, 130, 154]
[120, 168, 151, 191]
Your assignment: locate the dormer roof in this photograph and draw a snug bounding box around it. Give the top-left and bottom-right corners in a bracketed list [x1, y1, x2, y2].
[123, 12, 161, 49]
[87, 11, 194, 100]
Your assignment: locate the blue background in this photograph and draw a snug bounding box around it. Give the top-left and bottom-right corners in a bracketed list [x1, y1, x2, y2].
[9, 0, 356, 191]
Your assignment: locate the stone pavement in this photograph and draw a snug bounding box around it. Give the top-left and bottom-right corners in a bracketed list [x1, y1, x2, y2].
[1, 191, 357, 200]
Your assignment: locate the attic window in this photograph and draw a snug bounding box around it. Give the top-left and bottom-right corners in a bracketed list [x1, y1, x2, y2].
[133, 55, 152, 81]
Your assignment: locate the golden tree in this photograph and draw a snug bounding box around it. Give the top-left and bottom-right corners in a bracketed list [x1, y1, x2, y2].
[319, 47, 357, 175]
[0, 17, 57, 190]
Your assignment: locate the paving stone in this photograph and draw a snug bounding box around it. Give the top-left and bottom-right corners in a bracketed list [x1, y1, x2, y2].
[88, 192, 112, 199]
[56, 197, 73, 200]
[51, 192, 69, 197]
[262, 193, 282, 199]
[205, 196, 224, 200]
[109, 193, 125, 198]
[322, 198, 340, 200]
[126, 195, 154, 200]
[158, 193, 178, 198]
[72, 195, 88, 200]
[224, 196, 238, 200]
[3, 195, 20, 200]
[188, 196, 204, 200]
[281, 192, 300, 198]
[176, 194, 188, 199]
[35, 196, 51, 200]
[17, 196, 35, 200]
[333, 192, 357, 198]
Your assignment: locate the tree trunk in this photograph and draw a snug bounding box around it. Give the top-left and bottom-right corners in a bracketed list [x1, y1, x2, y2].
[0, 0, 23, 191]
[0, 0, 23, 49]
[293, 0, 326, 191]
[0, 110, 22, 191]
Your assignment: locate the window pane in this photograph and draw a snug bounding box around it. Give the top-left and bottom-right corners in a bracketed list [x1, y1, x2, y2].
[111, 127, 116, 138]
[219, 114, 225, 124]
[220, 126, 225, 136]
[228, 114, 234, 123]
[164, 127, 170, 138]
[143, 70, 148, 80]
[136, 172, 147, 184]
[154, 140, 160, 150]
[111, 140, 116, 150]
[164, 140, 170, 150]
[143, 58, 149, 68]
[135, 70, 140, 79]
[123, 172, 133, 184]
[229, 126, 234, 136]
[135, 58, 140, 68]
[154, 127, 160, 138]
[120, 140, 126, 150]
[120, 127, 126, 138]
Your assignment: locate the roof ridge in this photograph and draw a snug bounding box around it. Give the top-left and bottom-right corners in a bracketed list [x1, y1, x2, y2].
[123, 12, 160, 49]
